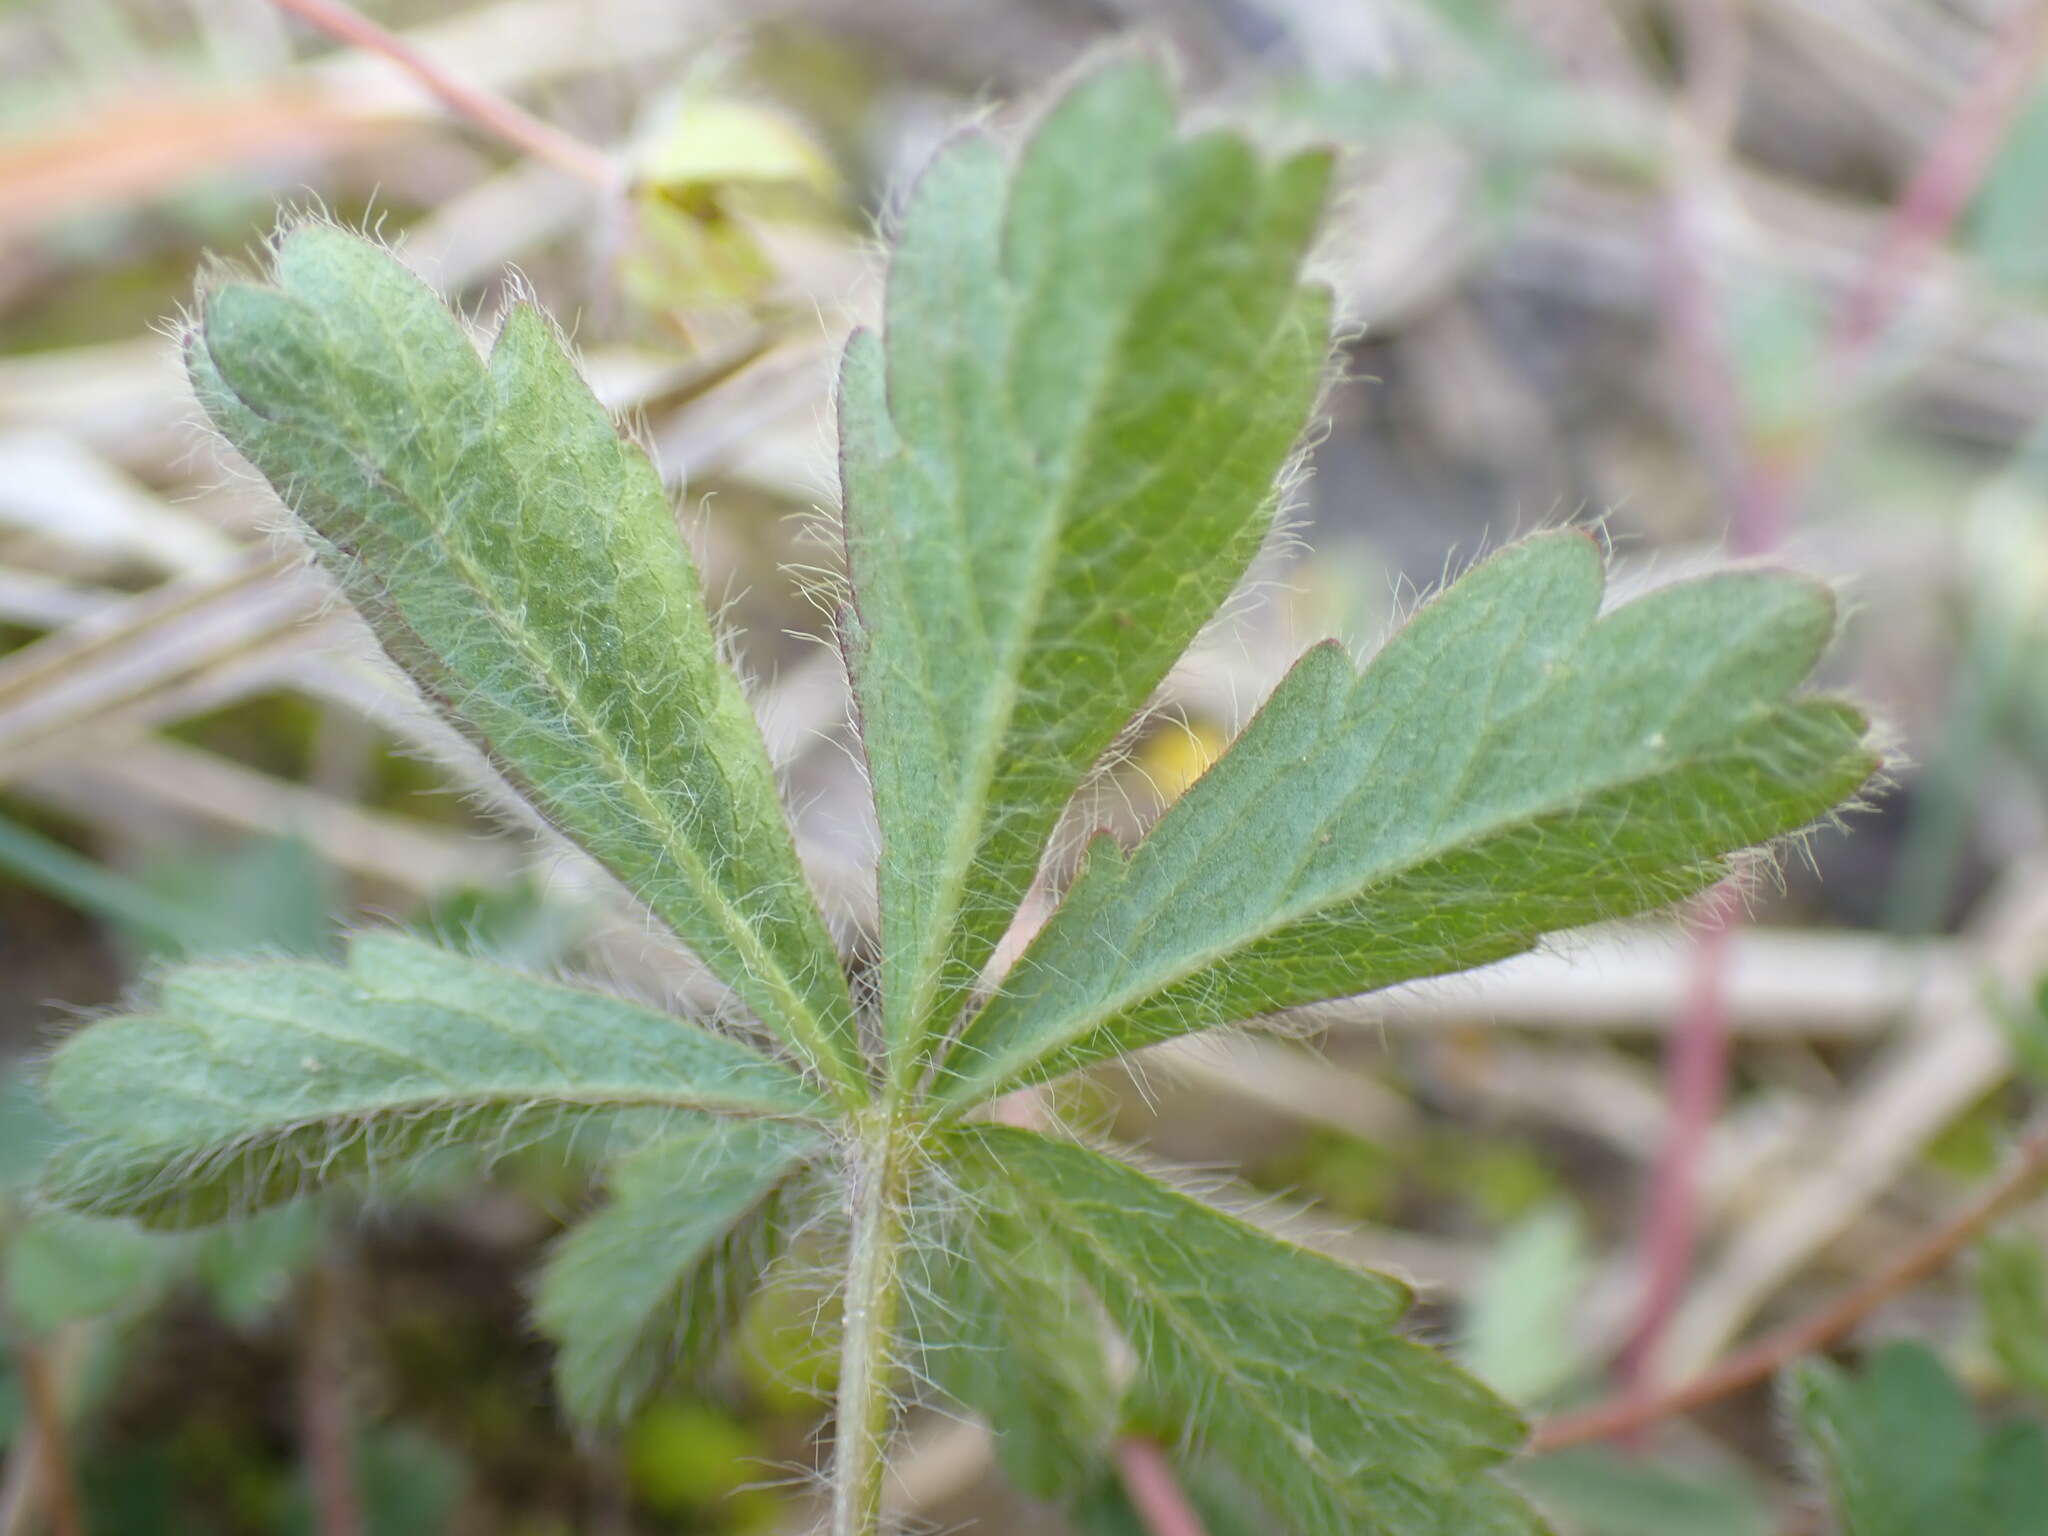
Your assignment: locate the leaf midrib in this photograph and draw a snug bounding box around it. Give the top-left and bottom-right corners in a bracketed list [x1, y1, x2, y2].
[947, 700, 1842, 1102]
[879, 223, 1127, 1071]
[890, 202, 1312, 1069]
[338, 978, 817, 1113]
[110, 1083, 820, 1154]
[125, 986, 825, 1125]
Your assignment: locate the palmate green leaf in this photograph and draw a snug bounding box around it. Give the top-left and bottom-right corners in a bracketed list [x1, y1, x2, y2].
[953, 1127, 1545, 1535]
[903, 1162, 1114, 1496]
[41, 932, 828, 1226]
[837, 58, 1333, 1080]
[535, 1118, 823, 1428]
[1790, 1341, 2048, 1536]
[941, 533, 1876, 1106]
[188, 228, 859, 1095]
[23, 58, 1896, 1525]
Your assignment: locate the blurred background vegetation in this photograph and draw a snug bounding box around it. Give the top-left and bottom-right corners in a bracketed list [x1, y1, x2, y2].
[6, 0, 2048, 1531]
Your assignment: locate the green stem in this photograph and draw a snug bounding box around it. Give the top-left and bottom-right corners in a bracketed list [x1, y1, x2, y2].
[832, 1116, 907, 1536]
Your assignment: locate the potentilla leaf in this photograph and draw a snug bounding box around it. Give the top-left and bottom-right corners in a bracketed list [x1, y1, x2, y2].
[1790, 1341, 2048, 1536]
[903, 1161, 1115, 1496]
[956, 1127, 1545, 1535]
[187, 227, 860, 1096]
[940, 533, 1877, 1107]
[536, 1117, 823, 1429]
[837, 58, 1333, 1082]
[36, 56, 1900, 1521]
[41, 932, 829, 1226]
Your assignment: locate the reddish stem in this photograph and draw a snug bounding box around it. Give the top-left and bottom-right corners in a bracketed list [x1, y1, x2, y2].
[1636, 0, 1774, 1376]
[1831, 0, 2048, 356]
[1535, 1123, 2048, 1451]
[16, 1338, 85, 1536]
[300, 1260, 364, 1536]
[1619, 883, 1739, 1394]
[263, 0, 617, 189]
[1114, 1437, 1210, 1536]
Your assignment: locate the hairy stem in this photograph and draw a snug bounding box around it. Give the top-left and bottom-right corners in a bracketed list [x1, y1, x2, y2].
[832, 1117, 908, 1536]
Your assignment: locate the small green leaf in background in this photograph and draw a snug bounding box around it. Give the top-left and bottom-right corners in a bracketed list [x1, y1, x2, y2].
[408, 876, 582, 973]
[5, 1210, 179, 1333]
[1981, 1235, 2048, 1400]
[1790, 1340, 2048, 1536]
[138, 832, 337, 960]
[623, 91, 841, 311]
[1510, 1448, 1773, 1536]
[196, 1203, 323, 1330]
[1883, 478, 2048, 935]
[1463, 1201, 1591, 1405]
[0, 818, 337, 965]
[1970, 89, 2048, 294]
[1725, 278, 1828, 451]
[1281, 41, 1659, 203]
[2006, 977, 2048, 1085]
[0, 808, 210, 955]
